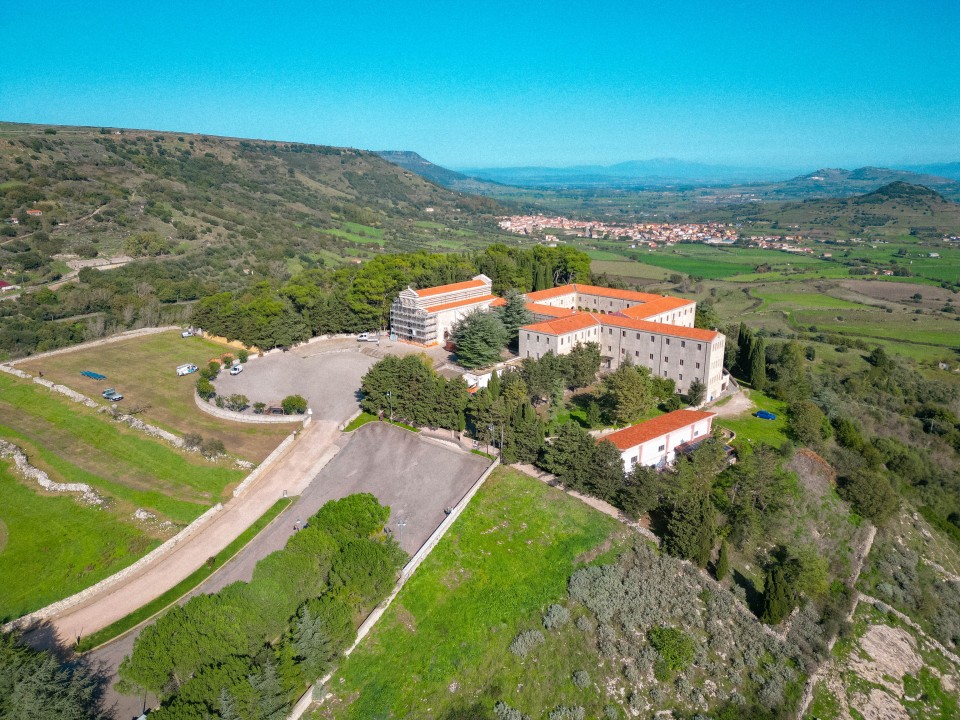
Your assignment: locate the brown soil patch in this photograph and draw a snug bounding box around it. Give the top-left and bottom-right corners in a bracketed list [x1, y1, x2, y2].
[787, 448, 836, 500]
[834, 279, 955, 310]
[393, 603, 417, 634]
[0, 519, 7, 553]
[576, 538, 613, 565]
[851, 688, 910, 720]
[850, 625, 922, 697]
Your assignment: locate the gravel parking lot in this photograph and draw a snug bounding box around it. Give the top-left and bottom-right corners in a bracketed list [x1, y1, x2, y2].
[212, 344, 375, 423]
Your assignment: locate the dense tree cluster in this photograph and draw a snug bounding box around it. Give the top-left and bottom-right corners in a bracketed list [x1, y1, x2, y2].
[119, 494, 405, 720]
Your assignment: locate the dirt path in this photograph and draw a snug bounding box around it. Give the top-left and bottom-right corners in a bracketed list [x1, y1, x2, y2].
[32, 420, 343, 649]
[707, 388, 754, 418]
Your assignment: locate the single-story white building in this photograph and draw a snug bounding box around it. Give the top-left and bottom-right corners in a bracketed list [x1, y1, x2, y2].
[601, 409, 717, 470]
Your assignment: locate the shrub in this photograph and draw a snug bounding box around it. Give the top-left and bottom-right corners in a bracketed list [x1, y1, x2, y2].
[226, 394, 249, 412]
[281, 394, 308, 415]
[508, 629, 544, 658]
[647, 626, 694, 673]
[208, 360, 221, 376]
[183, 432, 203, 450]
[548, 706, 585, 720]
[575, 616, 593, 633]
[196, 377, 215, 400]
[572, 669, 590, 690]
[215, 395, 225, 408]
[494, 701, 530, 720]
[238, 349, 249, 363]
[253, 401, 266, 414]
[542, 604, 571, 630]
[200, 438, 225, 458]
[221, 355, 233, 367]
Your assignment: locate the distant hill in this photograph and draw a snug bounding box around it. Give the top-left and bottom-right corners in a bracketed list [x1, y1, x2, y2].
[458, 158, 794, 187]
[0, 123, 507, 290]
[896, 162, 960, 181]
[723, 181, 960, 240]
[375, 150, 504, 193]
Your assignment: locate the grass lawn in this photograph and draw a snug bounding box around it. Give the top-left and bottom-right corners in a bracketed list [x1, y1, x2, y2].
[19, 331, 290, 462]
[0, 374, 243, 522]
[715, 389, 789, 447]
[0, 460, 158, 621]
[321, 467, 628, 720]
[591, 259, 672, 280]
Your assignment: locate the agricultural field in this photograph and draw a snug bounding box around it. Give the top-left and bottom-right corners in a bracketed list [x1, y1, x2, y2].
[0, 373, 245, 619]
[19, 331, 291, 462]
[0, 461, 157, 621]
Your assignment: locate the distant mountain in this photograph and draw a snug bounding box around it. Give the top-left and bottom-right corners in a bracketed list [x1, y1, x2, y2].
[457, 158, 794, 187]
[896, 162, 960, 181]
[375, 151, 503, 193]
[722, 181, 960, 240]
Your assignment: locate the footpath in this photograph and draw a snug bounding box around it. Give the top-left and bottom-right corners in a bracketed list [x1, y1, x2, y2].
[24, 419, 342, 649]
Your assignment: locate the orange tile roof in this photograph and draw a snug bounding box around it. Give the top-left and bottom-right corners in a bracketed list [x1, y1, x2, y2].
[521, 312, 600, 335]
[424, 294, 498, 314]
[526, 302, 575, 318]
[571, 284, 669, 303]
[619, 296, 695, 320]
[602, 410, 717, 451]
[415, 278, 487, 298]
[599, 315, 720, 342]
[524, 285, 577, 302]
[490, 297, 507, 307]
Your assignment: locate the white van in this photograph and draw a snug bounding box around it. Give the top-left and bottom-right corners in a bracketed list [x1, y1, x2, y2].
[229, 364, 243, 376]
[181, 330, 194, 338]
[176, 363, 198, 376]
[356, 332, 379, 342]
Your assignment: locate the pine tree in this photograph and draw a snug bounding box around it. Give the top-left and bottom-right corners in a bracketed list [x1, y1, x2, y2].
[498, 289, 532, 344]
[715, 539, 730, 582]
[487, 368, 501, 401]
[249, 662, 287, 720]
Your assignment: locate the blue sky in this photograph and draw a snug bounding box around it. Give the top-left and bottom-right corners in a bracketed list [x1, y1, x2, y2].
[2, 1, 958, 169]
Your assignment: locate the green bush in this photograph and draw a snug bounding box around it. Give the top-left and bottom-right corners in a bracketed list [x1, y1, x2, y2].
[542, 604, 571, 630]
[237, 349, 249, 363]
[281, 394, 308, 415]
[196, 377, 215, 400]
[648, 626, 695, 673]
[508, 629, 545, 658]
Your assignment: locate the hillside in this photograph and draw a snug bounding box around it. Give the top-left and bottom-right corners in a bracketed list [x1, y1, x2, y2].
[733, 166, 960, 201]
[732, 181, 960, 240]
[0, 122, 509, 292]
[375, 150, 504, 194]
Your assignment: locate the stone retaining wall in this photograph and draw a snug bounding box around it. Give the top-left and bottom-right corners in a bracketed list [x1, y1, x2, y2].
[193, 391, 305, 425]
[1, 502, 224, 635]
[7, 326, 181, 365]
[0, 439, 102, 505]
[232, 432, 297, 498]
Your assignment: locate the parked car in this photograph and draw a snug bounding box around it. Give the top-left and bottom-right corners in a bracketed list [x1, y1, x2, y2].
[229, 364, 243, 376]
[181, 330, 194, 338]
[755, 410, 777, 420]
[356, 332, 379, 342]
[102, 388, 123, 401]
[176, 363, 199, 376]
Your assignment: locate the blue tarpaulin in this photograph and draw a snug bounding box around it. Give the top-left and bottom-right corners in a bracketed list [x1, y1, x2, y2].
[81, 371, 106, 380]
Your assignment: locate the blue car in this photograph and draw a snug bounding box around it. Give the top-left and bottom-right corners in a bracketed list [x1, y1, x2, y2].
[755, 410, 776, 420]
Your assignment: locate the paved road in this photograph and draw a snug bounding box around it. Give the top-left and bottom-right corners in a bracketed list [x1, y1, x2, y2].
[88, 423, 489, 720]
[26, 420, 341, 652]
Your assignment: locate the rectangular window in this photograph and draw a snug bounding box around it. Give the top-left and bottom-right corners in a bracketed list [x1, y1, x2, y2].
[636, 333, 641, 340]
[680, 359, 684, 366]
[697, 343, 702, 350]
[696, 362, 700, 369]
[694, 429, 700, 436]
[664, 356, 669, 362]
[608, 328, 613, 335]
[679, 373, 683, 380]
[608, 345, 612, 351]
[650, 335, 655, 342]
[681, 341, 686, 348]
[649, 353, 654, 360]
[622, 330, 626, 337]
[621, 348, 625, 354]
[635, 350, 639, 357]
[666, 338, 670, 345]
[658, 444, 665, 452]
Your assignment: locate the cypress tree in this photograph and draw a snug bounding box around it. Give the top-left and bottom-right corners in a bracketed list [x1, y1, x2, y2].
[761, 565, 794, 624]
[716, 539, 730, 581]
[749, 336, 767, 391]
[487, 369, 501, 401]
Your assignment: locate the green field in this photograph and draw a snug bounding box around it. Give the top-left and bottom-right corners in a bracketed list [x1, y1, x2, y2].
[19, 331, 290, 462]
[0, 374, 243, 522]
[0, 460, 157, 621]
[715, 390, 789, 447]
[321, 467, 627, 719]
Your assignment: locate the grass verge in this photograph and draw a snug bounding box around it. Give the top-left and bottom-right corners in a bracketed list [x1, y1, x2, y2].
[343, 412, 377, 432]
[75, 497, 292, 653]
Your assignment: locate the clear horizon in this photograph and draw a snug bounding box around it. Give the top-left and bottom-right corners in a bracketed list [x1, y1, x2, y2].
[1, 1, 957, 169]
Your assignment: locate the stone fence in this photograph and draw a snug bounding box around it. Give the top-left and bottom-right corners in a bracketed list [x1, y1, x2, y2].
[0, 439, 102, 505]
[7, 326, 181, 366]
[232, 432, 298, 498]
[1, 502, 223, 635]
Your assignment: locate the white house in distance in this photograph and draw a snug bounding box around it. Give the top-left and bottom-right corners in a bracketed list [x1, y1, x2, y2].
[602, 409, 717, 470]
[389, 274, 498, 345]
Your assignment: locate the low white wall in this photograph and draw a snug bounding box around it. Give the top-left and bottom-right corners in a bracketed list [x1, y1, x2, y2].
[1, 502, 223, 635]
[193, 391, 305, 425]
[232, 432, 298, 498]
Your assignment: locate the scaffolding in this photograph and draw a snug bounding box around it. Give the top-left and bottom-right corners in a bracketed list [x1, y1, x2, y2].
[390, 299, 438, 343]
